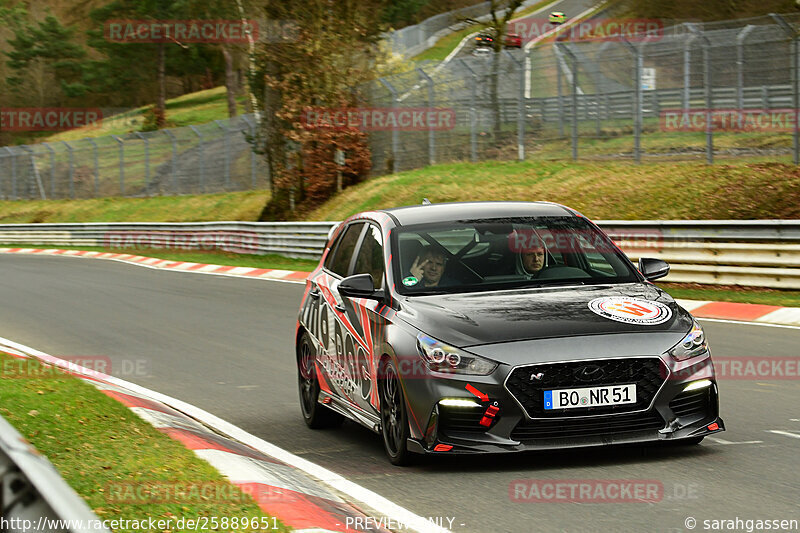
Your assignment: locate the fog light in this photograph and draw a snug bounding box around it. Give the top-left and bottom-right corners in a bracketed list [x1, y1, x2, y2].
[707, 422, 720, 431]
[433, 444, 453, 452]
[439, 398, 481, 408]
[683, 379, 713, 392]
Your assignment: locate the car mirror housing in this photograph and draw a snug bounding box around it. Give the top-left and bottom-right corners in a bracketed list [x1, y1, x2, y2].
[338, 273, 384, 299]
[638, 257, 670, 281]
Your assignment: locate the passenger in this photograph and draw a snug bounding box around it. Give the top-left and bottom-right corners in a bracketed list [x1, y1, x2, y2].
[409, 247, 447, 288]
[516, 234, 548, 279]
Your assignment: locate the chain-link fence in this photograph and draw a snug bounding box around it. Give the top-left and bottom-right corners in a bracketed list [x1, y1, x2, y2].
[3, 13, 800, 200]
[372, 12, 800, 172]
[0, 115, 268, 200]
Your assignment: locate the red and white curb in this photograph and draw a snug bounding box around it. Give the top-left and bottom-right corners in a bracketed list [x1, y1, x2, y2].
[0, 337, 450, 533]
[676, 299, 800, 327]
[0, 248, 310, 283]
[2, 247, 799, 326]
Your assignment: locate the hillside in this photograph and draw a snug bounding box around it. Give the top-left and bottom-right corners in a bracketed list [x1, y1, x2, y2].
[306, 159, 800, 221]
[0, 159, 797, 223]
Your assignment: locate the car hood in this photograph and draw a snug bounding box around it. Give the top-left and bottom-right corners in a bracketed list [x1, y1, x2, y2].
[395, 283, 693, 348]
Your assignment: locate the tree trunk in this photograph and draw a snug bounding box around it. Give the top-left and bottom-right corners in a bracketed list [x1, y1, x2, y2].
[157, 42, 166, 127]
[222, 45, 238, 118]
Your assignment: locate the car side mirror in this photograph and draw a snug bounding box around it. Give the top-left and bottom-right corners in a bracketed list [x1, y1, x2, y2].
[638, 257, 670, 281]
[338, 273, 384, 300]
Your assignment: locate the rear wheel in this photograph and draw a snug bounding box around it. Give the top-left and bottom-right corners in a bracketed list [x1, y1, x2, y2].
[379, 359, 413, 466]
[298, 332, 343, 429]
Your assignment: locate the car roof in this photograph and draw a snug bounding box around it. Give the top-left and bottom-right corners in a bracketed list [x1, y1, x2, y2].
[379, 201, 576, 226]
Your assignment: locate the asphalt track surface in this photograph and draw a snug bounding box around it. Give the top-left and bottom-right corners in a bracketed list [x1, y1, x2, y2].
[2, 254, 799, 533]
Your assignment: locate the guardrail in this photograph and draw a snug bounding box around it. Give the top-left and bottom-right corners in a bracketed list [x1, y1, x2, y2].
[1, 220, 799, 289]
[0, 413, 110, 533]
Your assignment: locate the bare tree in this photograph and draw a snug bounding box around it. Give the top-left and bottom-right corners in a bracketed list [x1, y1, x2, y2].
[486, 0, 525, 138]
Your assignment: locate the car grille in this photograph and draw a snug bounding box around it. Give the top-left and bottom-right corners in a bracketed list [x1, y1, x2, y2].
[669, 387, 714, 419]
[511, 410, 666, 441]
[505, 357, 668, 418]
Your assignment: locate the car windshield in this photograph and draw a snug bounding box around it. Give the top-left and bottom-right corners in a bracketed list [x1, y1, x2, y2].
[392, 216, 639, 295]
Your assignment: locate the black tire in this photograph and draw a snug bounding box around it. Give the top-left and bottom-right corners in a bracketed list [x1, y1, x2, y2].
[379, 359, 413, 466]
[297, 332, 344, 429]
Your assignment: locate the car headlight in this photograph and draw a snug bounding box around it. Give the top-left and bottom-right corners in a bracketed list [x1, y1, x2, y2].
[668, 321, 709, 361]
[416, 333, 498, 375]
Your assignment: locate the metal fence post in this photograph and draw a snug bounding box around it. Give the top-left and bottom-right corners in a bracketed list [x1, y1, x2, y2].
[134, 132, 150, 194]
[21, 146, 45, 200]
[683, 24, 698, 112]
[687, 25, 713, 164]
[460, 59, 479, 162]
[42, 143, 55, 199]
[417, 67, 436, 166]
[7, 146, 17, 200]
[240, 115, 257, 189]
[62, 141, 75, 198]
[623, 39, 642, 164]
[163, 129, 178, 194]
[378, 77, 399, 173]
[0, 147, 8, 200]
[556, 47, 565, 137]
[214, 119, 232, 189]
[558, 44, 579, 160]
[190, 126, 206, 192]
[87, 138, 99, 197]
[112, 135, 124, 196]
[505, 50, 526, 161]
[771, 13, 799, 165]
[737, 25, 755, 111]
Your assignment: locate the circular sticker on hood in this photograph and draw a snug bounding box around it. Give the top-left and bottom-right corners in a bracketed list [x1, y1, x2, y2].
[588, 297, 672, 325]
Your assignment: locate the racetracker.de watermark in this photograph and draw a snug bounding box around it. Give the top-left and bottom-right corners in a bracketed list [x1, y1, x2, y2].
[509, 479, 663, 503]
[102, 231, 260, 254]
[509, 17, 664, 43]
[104, 19, 298, 43]
[301, 107, 456, 131]
[661, 109, 799, 132]
[1, 356, 150, 379]
[672, 357, 800, 381]
[0, 108, 103, 131]
[507, 228, 659, 254]
[105, 481, 280, 504]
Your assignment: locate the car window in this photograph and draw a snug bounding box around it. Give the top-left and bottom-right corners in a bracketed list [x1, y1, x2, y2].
[393, 216, 639, 295]
[352, 224, 385, 287]
[327, 222, 365, 277]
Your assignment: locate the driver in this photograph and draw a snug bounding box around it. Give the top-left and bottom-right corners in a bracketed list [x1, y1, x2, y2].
[409, 247, 447, 288]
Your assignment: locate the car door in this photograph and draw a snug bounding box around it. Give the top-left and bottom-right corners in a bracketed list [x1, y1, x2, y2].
[301, 221, 367, 409]
[346, 223, 388, 414]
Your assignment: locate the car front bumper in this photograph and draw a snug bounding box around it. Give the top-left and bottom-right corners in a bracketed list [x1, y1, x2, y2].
[401, 352, 724, 455]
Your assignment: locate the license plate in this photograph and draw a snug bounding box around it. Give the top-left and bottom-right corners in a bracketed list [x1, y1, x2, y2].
[544, 384, 637, 410]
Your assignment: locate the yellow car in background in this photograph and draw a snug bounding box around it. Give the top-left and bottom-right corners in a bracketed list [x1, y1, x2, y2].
[549, 11, 566, 24]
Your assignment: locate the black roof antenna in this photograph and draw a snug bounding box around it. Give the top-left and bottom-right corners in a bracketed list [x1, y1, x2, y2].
[422, 198, 432, 205]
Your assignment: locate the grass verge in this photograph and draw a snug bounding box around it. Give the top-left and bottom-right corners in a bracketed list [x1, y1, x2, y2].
[42, 87, 247, 143]
[0, 352, 288, 532]
[0, 245, 318, 272]
[0, 190, 269, 224]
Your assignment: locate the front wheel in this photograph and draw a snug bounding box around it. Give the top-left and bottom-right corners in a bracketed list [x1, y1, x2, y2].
[298, 332, 343, 429]
[379, 359, 413, 466]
